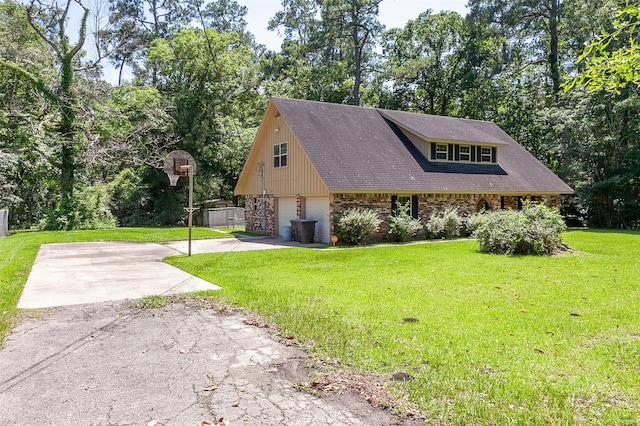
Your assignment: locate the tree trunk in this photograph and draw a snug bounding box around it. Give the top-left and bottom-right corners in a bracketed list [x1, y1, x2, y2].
[59, 53, 77, 215]
[549, 0, 560, 97]
[22, 0, 88, 226]
[351, 7, 361, 106]
[118, 58, 125, 86]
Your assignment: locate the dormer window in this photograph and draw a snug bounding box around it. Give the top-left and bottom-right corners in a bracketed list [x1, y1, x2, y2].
[431, 142, 497, 164]
[435, 144, 448, 160]
[481, 147, 492, 162]
[459, 145, 471, 162]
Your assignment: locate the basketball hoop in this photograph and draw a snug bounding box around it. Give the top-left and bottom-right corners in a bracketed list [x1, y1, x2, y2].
[163, 150, 197, 183]
[167, 173, 180, 186]
[163, 150, 198, 256]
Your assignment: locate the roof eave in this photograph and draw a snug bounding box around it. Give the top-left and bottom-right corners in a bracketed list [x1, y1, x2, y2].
[327, 188, 574, 195]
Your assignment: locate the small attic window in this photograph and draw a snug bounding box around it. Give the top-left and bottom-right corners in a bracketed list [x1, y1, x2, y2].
[274, 142, 288, 168]
[435, 144, 448, 160]
[431, 142, 498, 164]
[481, 147, 492, 162]
[459, 145, 471, 162]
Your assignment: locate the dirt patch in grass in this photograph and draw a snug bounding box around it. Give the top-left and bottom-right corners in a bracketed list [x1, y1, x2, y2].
[306, 369, 424, 420]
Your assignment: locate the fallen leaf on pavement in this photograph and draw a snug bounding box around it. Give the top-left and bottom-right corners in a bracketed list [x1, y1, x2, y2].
[204, 384, 219, 391]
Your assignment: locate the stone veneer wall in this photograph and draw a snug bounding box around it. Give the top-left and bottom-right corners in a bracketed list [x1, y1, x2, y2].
[331, 193, 561, 240]
[243, 193, 561, 239]
[502, 195, 561, 210]
[243, 194, 276, 236]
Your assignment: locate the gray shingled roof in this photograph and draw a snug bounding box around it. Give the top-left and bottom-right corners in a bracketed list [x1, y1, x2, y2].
[271, 97, 574, 194]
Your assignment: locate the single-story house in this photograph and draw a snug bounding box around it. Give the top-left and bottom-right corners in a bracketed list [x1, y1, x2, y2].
[234, 97, 573, 243]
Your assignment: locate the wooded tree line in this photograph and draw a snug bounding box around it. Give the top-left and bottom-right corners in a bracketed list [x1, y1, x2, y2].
[1, 0, 638, 229]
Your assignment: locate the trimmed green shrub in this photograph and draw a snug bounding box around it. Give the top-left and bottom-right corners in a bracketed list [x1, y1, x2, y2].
[334, 208, 382, 245]
[388, 200, 422, 241]
[425, 207, 462, 239]
[469, 202, 567, 255]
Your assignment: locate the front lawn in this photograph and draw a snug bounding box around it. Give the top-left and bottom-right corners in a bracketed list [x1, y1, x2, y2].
[0, 227, 234, 344]
[168, 230, 640, 424]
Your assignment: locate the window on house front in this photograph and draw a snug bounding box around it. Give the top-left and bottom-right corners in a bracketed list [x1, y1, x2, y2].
[481, 147, 492, 162]
[435, 144, 448, 160]
[274, 142, 288, 168]
[392, 195, 419, 219]
[459, 145, 471, 162]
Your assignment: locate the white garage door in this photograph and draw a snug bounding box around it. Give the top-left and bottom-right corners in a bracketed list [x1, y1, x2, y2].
[305, 197, 330, 244]
[277, 198, 297, 236]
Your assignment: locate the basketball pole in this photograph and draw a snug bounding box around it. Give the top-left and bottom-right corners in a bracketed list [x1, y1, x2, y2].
[165, 150, 197, 257]
[188, 168, 193, 256]
[181, 164, 194, 256]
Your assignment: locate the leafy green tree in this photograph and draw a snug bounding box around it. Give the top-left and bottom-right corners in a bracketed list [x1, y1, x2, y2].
[100, 0, 193, 85]
[0, 0, 55, 226]
[265, 0, 350, 103]
[380, 10, 467, 116]
[562, 5, 640, 227]
[319, 0, 383, 105]
[88, 85, 178, 171]
[148, 28, 263, 202]
[466, 0, 574, 99]
[558, 88, 640, 228]
[566, 5, 640, 94]
[266, 0, 381, 105]
[199, 0, 248, 33]
[0, 0, 93, 228]
[268, 0, 318, 44]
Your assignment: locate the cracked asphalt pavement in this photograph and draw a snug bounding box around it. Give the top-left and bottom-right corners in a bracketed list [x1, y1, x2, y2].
[0, 301, 410, 425]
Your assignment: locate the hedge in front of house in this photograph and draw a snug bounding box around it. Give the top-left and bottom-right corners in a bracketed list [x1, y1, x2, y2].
[468, 202, 566, 255]
[388, 200, 422, 242]
[424, 206, 462, 239]
[334, 208, 382, 245]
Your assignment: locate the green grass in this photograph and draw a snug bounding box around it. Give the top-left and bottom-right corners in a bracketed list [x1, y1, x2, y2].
[167, 230, 640, 424]
[0, 227, 234, 344]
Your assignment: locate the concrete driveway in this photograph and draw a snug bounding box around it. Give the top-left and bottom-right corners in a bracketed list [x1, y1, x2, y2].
[0, 301, 408, 425]
[2, 236, 412, 425]
[17, 241, 218, 309]
[18, 236, 321, 310]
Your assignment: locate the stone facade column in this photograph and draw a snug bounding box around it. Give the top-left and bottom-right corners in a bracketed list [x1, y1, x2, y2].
[243, 194, 275, 235]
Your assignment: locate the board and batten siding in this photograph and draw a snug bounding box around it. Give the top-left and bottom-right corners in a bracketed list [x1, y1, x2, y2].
[238, 115, 328, 197]
[402, 128, 430, 159]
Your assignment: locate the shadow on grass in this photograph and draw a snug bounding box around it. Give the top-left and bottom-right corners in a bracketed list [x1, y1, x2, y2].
[565, 227, 640, 236]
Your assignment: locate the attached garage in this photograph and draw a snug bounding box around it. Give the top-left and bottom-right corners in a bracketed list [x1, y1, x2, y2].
[305, 197, 330, 244]
[277, 197, 297, 237]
